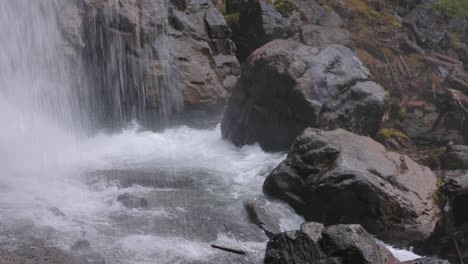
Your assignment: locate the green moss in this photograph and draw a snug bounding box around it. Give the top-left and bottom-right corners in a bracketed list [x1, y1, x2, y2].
[433, 177, 447, 212]
[274, 0, 296, 17]
[376, 128, 410, 142]
[345, 0, 379, 17]
[224, 12, 240, 29]
[434, 0, 468, 17]
[388, 97, 407, 122]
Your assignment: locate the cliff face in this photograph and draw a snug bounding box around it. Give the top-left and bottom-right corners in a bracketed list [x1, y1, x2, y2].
[59, 0, 239, 129]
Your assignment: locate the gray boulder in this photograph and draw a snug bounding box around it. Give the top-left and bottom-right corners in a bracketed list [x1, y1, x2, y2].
[221, 39, 386, 151]
[62, 0, 239, 128]
[263, 128, 440, 245]
[298, 25, 351, 47]
[403, 8, 450, 50]
[403, 258, 450, 264]
[264, 223, 400, 264]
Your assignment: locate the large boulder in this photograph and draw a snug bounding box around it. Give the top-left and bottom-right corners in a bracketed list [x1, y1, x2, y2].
[263, 128, 440, 245]
[227, 0, 336, 61]
[264, 223, 400, 264]
[221, 39, 387, 151]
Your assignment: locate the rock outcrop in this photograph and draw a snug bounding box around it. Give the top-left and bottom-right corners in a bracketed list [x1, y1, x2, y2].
[61, 0, 239, 128]
[221, 39, 386, 151]
[264, 223, 400, 264]
[263, 128, 440, 244]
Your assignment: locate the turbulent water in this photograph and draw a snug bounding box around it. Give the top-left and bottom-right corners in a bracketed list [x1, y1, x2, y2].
[0, 1, 420, 263]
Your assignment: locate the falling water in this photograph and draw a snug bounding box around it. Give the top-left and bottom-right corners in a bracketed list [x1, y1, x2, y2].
[82, 0, 183, 129]
[0, 1, 422, 263]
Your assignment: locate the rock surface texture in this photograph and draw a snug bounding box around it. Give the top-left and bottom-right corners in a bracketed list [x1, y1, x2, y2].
[221, 39, 387, 151]
[263, 128, 440, 244]
[61, 0, 240, 127]
[264, 223, 400, 264]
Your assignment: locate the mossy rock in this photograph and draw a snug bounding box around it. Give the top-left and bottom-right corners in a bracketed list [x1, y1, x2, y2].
[376, 128, 414, 150]
[434, 0, 468, 18]
[273, 0, 296, 18]
[224, 12, 240, 29]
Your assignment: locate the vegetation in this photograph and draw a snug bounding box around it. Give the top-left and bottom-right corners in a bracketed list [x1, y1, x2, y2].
[376, 128, 411, 142]
[434, 0, 468, 17]
[224, 12, 240, 29]
[273, 0, 296, 17]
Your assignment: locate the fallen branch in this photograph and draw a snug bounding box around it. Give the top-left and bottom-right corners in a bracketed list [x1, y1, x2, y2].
[211, 244, 246, 255]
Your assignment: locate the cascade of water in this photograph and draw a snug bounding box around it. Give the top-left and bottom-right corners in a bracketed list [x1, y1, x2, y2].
[82, 0, 183, 130]
[0, 0, 85, 173]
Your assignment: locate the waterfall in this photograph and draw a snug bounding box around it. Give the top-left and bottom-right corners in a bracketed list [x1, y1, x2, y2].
[82, 0, 184, 130]
[0, 0, 86, 176]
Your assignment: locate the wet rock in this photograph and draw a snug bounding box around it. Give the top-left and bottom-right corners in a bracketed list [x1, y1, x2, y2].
[321, 224, 399, 264]
[299, 222, 324, 242]
[117, 193, 149, 209]
[264, 230, 325, 264]
[441, 143, 468, 170]
[263, 128, 440, 245]
[221, 39, 386, 151]
[66, 0, 239, 128]
[402, 258, 450, 264]
[245, 198, 282, 238]
[229, 0, 302, 61]
[86, 169, 197, 189]
[264, 223, 399, 264]
[49, 206, 66, 217]
[403, 8, 450, 50]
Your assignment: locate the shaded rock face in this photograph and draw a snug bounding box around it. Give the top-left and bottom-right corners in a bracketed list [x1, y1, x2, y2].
[402, 258, 450, 264]
[221, 39, 387, 151]
[264, 223, 399, 264]
[442, 144, 468, 170]
[62, 0, 239, 129]
[117, 193, 149, 209]
[263, 128, 440, 244]
[245, 199, 283, 238]
[403, 8, 450, 50]
[229, 0, 302, 61]
[227, 0, 345, 61]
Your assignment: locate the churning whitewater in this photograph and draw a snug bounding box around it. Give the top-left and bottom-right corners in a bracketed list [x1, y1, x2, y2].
[0, 1, 421, 263]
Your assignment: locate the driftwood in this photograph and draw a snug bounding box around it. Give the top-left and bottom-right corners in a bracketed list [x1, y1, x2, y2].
[433, 52, 464, 65]
[211, 244, 246, 255]
[399, 55, 412, 78]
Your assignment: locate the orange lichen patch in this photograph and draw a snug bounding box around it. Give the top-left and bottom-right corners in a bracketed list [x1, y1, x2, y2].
[405, 101, 427, 109]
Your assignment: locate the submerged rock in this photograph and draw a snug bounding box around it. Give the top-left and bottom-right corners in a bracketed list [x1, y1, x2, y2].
[0, 239, 105, 264]
[264, 223, 399, 264]
[245, 198, 283, 238]
[117, 193, 149, 209]
[221, 39, 386, 151]
[263, 128, 440, 245]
